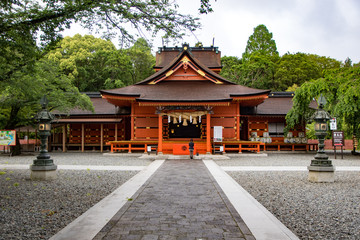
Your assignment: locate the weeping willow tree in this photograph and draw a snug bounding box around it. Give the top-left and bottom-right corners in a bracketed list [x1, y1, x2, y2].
[286, 64, 360, 154]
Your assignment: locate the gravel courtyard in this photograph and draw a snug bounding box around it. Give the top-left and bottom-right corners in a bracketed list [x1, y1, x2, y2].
[0, 152, 359, 239]
[0, 153, 152, 240]
[216, 152, 360, 240]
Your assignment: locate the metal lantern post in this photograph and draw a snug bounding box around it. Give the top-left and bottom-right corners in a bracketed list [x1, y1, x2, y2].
[308, 94, 335, 182]
[30, 96, 57, 180]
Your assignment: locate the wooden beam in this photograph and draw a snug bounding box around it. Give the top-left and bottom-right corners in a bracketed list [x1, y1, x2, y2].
[62, 124, 66, 152]
[81, 123, 84, 152]
[115, 123, 118, 141]
[100, 123, 104, 153]
[237, 101, 240, 140]
[158, 115, 163, 153]
[131, 102, 134, 140]
[206, 113, 211, 153]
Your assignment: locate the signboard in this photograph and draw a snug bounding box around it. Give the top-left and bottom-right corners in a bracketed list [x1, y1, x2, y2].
[330, 118, 337, 130]
[213, 126, 223, 142]
[0, 130, 16, 146]
[332, 131, 344, 146]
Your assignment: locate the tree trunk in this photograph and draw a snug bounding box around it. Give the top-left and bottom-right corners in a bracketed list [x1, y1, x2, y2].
[352, 134, 359, 155]
[10, 133, 22, 156]
[351, 121, 359, 155]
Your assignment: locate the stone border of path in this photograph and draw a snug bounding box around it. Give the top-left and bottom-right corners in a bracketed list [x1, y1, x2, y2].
[203, 160, 299, 240]
[49, 160, 165, 240]
[0, 164, 145, 171]
[222, 166, 360, 171]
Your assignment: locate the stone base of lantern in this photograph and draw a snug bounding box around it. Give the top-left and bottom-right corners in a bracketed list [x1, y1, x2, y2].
[308, 166, 335, 183]
[30, 164, 57, 180]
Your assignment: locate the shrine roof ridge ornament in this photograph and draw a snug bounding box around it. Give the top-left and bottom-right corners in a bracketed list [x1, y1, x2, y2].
[157, 43, 219, 54]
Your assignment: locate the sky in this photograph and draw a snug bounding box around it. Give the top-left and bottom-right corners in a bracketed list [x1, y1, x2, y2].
[62, 0, 360, 63]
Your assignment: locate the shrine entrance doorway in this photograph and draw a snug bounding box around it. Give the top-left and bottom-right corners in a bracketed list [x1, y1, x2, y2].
[169, 122, 201, 139]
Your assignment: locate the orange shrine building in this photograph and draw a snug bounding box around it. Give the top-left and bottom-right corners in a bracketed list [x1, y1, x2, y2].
[51, 44, 314, 154]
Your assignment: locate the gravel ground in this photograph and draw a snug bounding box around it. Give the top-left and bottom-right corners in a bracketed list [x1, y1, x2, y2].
[0, 169, 138, 240]
[0, 153, 149, 240]
[216, 153, 360, 240]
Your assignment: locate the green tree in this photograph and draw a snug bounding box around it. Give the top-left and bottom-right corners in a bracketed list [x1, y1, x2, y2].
[0, 0, 214, 91]
[286, 65, 360, 154]
[126, 38, 155, 84]
[240, 53, 277, 90]
[286, 84, 299, 92]
[0, 0, 213, 44]
[274, 53, 341, 91]
[0, 59, 93, 154]
[46, 34, 134, 91]
[219, 56, 243, 83]
[1, 0, 213, 85]
[243, 24, 279, 60]
[0, 59, 93, 129]
[240, 24, 279, 90]
[103, 50, 133, 89]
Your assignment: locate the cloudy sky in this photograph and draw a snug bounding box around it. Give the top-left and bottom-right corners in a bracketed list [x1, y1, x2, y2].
[63, 0, 360, 62]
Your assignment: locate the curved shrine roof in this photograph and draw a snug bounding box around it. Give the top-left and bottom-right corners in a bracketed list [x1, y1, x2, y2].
[101, 44, 270, 106]
[101, 81, 269, 102]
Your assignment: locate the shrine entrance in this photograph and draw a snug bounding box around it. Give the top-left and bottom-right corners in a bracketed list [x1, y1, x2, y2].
[169, 122, 201, 138]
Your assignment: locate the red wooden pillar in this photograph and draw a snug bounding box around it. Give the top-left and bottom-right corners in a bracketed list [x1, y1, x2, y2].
[206, 113, 211, 154]
[131, 101, 135, 140]
[115, 123, 118, 141]
[158, 115, 163, 153]
[236, 101, 240, 140]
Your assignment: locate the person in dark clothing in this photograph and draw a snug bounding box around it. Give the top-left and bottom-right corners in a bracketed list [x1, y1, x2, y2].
[189, 139, 194, 159]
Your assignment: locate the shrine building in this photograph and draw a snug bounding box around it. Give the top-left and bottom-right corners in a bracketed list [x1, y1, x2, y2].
[51, 44, 314, 154]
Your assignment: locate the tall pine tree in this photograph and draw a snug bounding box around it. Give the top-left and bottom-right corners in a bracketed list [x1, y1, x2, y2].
[240, 24, 279, 90]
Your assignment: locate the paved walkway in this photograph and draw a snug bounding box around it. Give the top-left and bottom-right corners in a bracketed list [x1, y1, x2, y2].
[94, 160, 254, 240]
[49, 158, 301, 240]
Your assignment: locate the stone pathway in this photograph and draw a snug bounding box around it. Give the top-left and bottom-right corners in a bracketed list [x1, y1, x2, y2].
[94, 160, 255, 240]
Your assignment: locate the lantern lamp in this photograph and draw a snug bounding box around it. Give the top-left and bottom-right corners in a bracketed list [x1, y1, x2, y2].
[308, 94, 335, 182]
[30, 95, 57, 180]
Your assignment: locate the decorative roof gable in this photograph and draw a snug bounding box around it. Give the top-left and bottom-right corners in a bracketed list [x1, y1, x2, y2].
[136, 44, 235, 85]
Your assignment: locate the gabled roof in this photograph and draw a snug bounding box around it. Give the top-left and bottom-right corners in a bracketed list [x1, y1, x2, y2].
[136, 45, 234, 85]
[256, 96, 294, 115]
[101, 81, 269, 102]
[101, 44, 270, 107]
[248, 92, 317, 115]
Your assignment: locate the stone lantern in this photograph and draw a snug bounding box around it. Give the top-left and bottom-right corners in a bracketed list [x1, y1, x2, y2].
[308, 94, 335, 182]
[30, 96, 57, 180]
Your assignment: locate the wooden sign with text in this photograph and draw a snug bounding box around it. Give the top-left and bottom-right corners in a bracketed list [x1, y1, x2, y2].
[332, 131, 344, 146]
